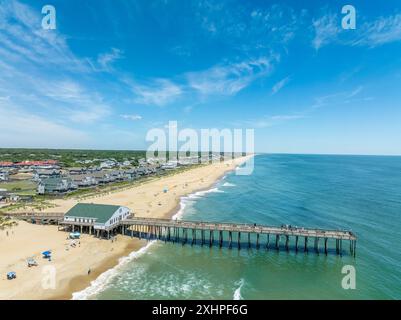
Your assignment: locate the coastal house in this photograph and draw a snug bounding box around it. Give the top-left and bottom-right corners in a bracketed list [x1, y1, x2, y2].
[161, 161, 178, 170]
[0, 171, 9, 181]
[8, 193, 20, 202]
[33, 169, 61, 181]
[68, 167, 87, 175]
[37, 177, 76, 195]
[62, 203, 131, 237]
[70, 174, 98, 188]
[91, 171, 114, 184]
[0, 162, 14, 168]
[0, 189, 7, 202]
[15, 160, 59, 169]
[123, 169, 139, 180]
[135, 167, 148, 176]
[100, 160, 117, 169]
[109, 170, 125, 181]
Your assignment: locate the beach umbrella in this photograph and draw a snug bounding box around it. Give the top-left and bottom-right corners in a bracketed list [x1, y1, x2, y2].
[7, 272, 16, 280]
[42, 250, 52, 258]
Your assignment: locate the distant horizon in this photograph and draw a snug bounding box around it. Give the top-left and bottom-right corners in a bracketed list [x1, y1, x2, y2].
[1, 147, 400, 158]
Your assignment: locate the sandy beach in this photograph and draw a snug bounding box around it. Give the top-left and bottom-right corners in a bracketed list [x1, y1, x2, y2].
[0, 156, 252, 300]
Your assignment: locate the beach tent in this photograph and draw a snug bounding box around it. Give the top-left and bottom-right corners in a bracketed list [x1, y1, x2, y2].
[69, 232, 81, 239]
[42, 250, 52, 258]
[7, 272, 16, 280]
[27, 258, 38, 267]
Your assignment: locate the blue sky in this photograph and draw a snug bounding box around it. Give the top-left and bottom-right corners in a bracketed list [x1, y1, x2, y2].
[0, 0, 401, 154]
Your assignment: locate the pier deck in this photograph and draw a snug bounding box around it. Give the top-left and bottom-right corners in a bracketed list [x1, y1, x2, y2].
[5, 212, 357, 256]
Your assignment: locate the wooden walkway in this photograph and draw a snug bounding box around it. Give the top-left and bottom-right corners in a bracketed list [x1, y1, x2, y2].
[6, 212, 357, 257]
[121, 217, 356, 257]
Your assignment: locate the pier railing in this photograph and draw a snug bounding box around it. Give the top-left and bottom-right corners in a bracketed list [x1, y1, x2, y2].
[7, 212, 357, 257]
[122, 217, 357, 257]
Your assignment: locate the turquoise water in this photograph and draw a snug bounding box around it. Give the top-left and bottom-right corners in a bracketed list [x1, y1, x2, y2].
[84, 154, 401, 299]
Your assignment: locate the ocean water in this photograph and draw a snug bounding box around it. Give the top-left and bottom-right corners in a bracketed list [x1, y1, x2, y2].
[79, 154, 401, 300]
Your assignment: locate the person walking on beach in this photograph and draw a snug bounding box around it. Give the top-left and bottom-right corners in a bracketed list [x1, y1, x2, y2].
[88, 268, 91, 275]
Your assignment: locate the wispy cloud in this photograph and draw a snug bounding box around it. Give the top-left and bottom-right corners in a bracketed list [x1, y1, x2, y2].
[195, 2, 301, 51]
[312, 13, 340, 50]
[96, 48, 123, 71]
[127, 79, 182, 106]
[237, 113, 306, 129]
[351, 14, 401, 47]
[0, 0, 90, 72]
[187, 57, 277, 96]
[311, 86, 366, 109]
[121, 114, 142, 121]
[272, 76, 290, 95]
[0, 102, 88, 148]
[312, 11, 401, 50]
[0, 0, 117, 149]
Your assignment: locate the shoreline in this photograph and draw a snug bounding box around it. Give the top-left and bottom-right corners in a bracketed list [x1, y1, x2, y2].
[0, 155, 253, 300]
[51, 239, 149, 300]
[68, 155, 253, 300]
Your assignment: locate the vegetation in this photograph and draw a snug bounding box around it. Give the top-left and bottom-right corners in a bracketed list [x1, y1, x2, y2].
[0, 180, 37, 195]
[0, 148, 147, 167]
[0, 216, 18, 230]
[0, 148, 243, 167]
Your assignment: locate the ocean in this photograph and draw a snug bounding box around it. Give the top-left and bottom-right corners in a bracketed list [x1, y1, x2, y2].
[74, 154, 401, 300]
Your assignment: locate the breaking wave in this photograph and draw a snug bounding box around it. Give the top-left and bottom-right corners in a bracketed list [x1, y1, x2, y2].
[71, 241, 156, 300]
[233, 279, 245, 300]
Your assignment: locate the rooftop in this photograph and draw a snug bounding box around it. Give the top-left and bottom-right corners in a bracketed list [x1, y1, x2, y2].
[65, 203, 123, 223]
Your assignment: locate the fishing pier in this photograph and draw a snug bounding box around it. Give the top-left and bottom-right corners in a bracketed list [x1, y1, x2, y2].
[122, 217, 357, 257]
[8, 211, 356, 257]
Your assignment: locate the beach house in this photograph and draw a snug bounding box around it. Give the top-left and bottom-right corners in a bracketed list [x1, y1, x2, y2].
[62, 203, 131, 237]
[33, 168, 61, 182]
[37, 176, 76, 194]
[0, 171, 9, 181]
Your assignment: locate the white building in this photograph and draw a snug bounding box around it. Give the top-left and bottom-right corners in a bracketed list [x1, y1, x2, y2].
[62, 203, 132, 237]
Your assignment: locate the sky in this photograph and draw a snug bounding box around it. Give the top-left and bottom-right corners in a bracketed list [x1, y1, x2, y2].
[0, 0, 401, 155]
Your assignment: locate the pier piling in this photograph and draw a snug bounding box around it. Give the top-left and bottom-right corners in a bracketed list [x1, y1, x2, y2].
[16, 213, 357, 257]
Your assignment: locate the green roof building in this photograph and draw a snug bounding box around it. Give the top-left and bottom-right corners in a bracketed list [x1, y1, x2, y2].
[63, 203, 131, 231]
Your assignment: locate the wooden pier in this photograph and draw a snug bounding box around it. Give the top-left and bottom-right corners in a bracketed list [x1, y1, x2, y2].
[6, 212, 357, 257]
[121, 217, 357, 257]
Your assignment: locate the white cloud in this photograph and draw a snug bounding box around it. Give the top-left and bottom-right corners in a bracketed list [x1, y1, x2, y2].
[96, 48, 123, 71]
[312, 13, 339, 50]
[238, 113, 305, 129]
[187, 57, 276, 96]
[351, 14, 401, 47]
[121, 114, 142, 121]
[311, 86, 364, 109]
[0, 0, 89, 72]
[312, 12, 401, 50]
[0, 103, 88, 148]
[272, 76, 290, 95]
[0, 0, 113, 131]
[130, 79, 182, 106]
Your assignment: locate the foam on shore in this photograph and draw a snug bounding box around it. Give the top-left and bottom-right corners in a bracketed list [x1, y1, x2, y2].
[71, 240, 156, 300]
